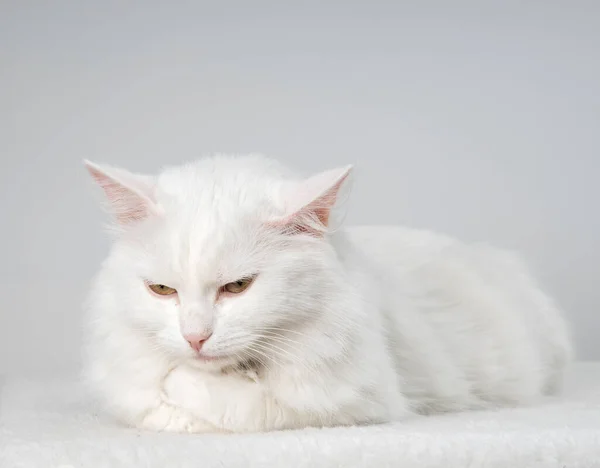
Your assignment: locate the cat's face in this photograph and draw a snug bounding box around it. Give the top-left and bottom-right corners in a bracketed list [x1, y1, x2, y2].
[87, 156, 351, 370]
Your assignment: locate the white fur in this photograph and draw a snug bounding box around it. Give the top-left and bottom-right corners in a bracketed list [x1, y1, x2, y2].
[83, 155, 573, 433]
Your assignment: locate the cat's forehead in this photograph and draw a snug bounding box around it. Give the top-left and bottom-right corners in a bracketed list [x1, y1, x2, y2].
[156, 155, 290, 214]
[144, 205, 271, 281]
[145, 157, 290, 277]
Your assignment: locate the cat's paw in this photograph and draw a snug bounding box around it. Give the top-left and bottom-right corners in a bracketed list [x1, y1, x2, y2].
[140, 402, 214, 433]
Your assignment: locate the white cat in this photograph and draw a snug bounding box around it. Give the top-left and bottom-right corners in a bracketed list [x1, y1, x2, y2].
[83, 155, 572, 433]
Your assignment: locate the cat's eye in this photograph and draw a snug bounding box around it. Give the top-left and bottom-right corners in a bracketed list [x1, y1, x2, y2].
[147, 283, 177, 296]
[222, 277, 255, 295]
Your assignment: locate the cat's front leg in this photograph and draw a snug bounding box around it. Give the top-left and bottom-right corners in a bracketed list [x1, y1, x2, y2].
[88, 351, 216, 433]
[163, 364, 286, 433]
[128, 371, 218, 433]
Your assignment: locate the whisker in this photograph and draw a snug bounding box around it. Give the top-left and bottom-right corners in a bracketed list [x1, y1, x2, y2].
[250, 341, 320, 380]
[244, 345, 283, 371]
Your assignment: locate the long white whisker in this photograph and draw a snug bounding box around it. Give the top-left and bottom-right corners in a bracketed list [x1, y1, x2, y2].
[254, 332, 308, 350]
[250, 341, 320, 379]
[244, 345, 282, 371]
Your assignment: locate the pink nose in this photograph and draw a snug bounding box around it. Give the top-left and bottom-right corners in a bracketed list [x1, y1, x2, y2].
[183, 333, 212, 353]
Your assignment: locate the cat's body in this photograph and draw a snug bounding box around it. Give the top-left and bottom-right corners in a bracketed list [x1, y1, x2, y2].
[83, 155, 572, 433]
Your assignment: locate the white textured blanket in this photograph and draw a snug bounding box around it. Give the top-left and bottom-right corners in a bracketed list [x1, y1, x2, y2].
[1, 363, 599, 468]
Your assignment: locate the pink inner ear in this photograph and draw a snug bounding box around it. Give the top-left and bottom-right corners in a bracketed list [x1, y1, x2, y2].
[270, 210, 321, 237]
[86, 164, 154, 225]
[305, 188, 339, 227]
[272, 166, 352, 237]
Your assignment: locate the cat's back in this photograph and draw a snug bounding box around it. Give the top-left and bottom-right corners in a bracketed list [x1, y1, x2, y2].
[346, 225, 543, 291]
[345, 225, 458, 272]
[344, 225, 572, 404]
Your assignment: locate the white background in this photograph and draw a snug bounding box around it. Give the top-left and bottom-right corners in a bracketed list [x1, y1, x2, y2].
[2, 1, 599, 376]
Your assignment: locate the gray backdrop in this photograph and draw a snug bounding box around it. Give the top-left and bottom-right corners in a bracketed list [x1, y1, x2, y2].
[2, 1, 599, 376]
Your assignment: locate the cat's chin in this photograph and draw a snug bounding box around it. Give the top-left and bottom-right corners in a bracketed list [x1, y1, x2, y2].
[185, 354, 237, 372]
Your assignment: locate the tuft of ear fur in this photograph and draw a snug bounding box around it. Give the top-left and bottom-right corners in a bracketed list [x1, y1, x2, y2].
[84, 160, 158, 225]
[276, 165, 353, 237]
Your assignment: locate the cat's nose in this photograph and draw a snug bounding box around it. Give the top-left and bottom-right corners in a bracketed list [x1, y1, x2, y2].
[183, 332, 212, 353]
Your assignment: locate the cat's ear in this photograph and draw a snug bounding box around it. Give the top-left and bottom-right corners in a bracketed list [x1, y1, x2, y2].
[84, 160, 159, 225]
[275, 165, 353, 237]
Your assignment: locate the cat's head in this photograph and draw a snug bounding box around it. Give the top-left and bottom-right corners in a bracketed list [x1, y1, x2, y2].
[86, 155, 353, 370]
